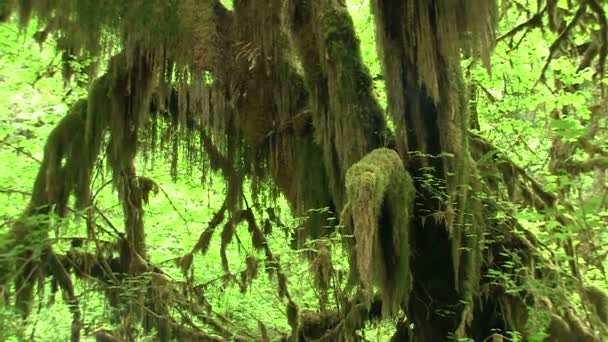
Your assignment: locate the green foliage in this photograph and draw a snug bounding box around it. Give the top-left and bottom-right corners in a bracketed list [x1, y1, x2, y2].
[466, 2, 608, 339]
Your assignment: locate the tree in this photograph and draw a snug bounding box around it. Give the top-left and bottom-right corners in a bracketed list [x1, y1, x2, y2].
[1, 0, 608, 341]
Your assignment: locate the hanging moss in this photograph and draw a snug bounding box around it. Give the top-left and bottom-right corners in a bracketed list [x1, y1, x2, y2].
[0, 0, 15, 22]
[9, 97, 96, 319]
[341, 148, 414, 316]
[370, 0, 496, 222]
[372, 0, 496, 103]
[10, 0, 235, 96]
[581, 285, 608, 324]
[369, 2, 501, 338]
[285, 0, 389, 209]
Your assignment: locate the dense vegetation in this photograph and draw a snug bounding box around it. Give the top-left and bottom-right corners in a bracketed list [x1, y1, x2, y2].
[1, 1, 608, 341]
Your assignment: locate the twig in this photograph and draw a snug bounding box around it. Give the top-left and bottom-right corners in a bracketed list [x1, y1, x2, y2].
[0, 138, 42, 164]
[497, 9, 545, 43]
[537, 4, 587, 84]
[586, 0, 608, 78]
[0, 188, 32, 196]
[155, 183, 190, 232]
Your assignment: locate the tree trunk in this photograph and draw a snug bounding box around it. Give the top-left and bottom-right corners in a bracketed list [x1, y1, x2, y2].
[370, 1, 492, 339]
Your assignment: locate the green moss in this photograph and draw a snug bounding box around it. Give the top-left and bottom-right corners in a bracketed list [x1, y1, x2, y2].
[343, 148, 414, 316]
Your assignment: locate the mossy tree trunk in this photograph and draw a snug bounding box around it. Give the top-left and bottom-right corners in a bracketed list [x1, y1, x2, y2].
[370, 1, 492, 339]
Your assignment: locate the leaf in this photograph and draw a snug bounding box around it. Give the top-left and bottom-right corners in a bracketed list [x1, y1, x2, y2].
[551, 117, 585, 141]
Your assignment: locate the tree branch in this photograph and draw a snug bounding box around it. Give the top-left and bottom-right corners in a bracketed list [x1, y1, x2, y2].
[538, 3, 587, 84]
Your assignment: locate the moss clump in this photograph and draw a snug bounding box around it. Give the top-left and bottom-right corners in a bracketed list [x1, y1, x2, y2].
[341, 148, 414, 316]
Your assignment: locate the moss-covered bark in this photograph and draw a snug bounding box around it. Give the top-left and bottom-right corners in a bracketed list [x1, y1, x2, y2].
[370, 1, 607, 340]
[369, 1, 492, 338]
[285, 0, 389, 209]
[229, 0, 338, 247]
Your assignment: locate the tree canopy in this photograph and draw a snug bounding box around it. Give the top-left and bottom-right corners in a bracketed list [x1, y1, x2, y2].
[1, 0, 608, 341]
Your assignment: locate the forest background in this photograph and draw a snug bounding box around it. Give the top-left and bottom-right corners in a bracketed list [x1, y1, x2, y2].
[1, 0, 608, 341]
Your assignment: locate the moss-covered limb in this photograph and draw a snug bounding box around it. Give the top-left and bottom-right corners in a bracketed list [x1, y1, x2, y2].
[172, 3, 335, 245]
[445, 190, 608, 340]
[470, 131, 589, 280]
[10, 0, 234, 84]
[536, 1, 608, 81]
[470, 132, 558, 210]
[3, 90, 104, 328]
[556, 156, 608, 174]
[541, 30, 608, 182]
[2, 96, 107, 313]
[8, 50, 160, 334]
[43, 247, 82, 342]
[139, 0, 336, 247]
[341, 148, 414, 317]
[484, 229, 607, 341]
[150, 0, 332, 223]
[284, 0, 389, 209]
[153, 79, 333, 248]
[470, 133, 606, 334]
[230, 0, 337, 238]
[578, 136, 608, 157]
[469, 130, 606, 300]
[7, 96, 105, 316]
